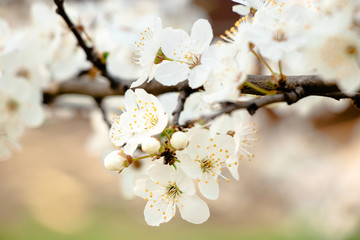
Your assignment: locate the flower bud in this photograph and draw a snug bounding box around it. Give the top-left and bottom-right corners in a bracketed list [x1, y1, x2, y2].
[141, 138, 161, 154]
[104, 149, 131, 172]
[170, 131, 188, 149]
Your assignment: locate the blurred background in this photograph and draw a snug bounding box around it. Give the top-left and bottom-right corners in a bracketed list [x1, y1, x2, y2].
[1, 0, 360, 239]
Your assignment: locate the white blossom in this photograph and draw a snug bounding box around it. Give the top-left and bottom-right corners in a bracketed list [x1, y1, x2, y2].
[177, 128, 236, 200]
[131, 18, 163, 88]
[302, 8, 360, 93]
[209, 111, 258, 180]
[178, 92, 214, 125]
[120, 154, 151, 200]
[134, 162, 210, 226]
[109, 89, 168, 155]
[0, 75, 44, 160]
[155, 19, 214, 88]
[4, 0, 360, 230]
[243, 5, 310, 62]
[232, 0, 286, 16]
[203, 57, 244, 103]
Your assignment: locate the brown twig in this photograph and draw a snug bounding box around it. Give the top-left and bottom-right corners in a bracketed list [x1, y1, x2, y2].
[54, 0, 121, 89]
[44, 73, 360, 127]
[44, 74, 344, 100]
[93, 97, 111, 128]
[171, 86, 201, 129]
[183, 84, 360, 127]
[43, 76, 182, 104]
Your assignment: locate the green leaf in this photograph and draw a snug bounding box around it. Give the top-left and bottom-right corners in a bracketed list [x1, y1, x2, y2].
[103, 52, 110, 62]
[164, 128, 175, 136]
[160, 128, 175, 139]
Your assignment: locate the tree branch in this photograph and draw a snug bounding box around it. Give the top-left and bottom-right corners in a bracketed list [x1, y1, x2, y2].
[54, 0, 121, 89]
[44, 74, 348, 100]
[93, 97, 111, 128]
[171, 86, 201, 129]
[243, 75, 340, 95]
[43, 73, 359, 129]
[183, 82, 360, 127]
[43, 76, 181, 104]
[51, 0, 359, 128]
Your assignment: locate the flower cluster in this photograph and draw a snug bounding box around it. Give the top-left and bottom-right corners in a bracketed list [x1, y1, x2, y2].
[100, 0, 360, 226]
[228, 0, 360, 92]
[130, 0, 360, 99]
[0, 0, 203, 160]
[104, 89, 257, 226]
[0, 11, 47, 160]
[0, 2, 97, 160]
[1, 0, 360, 230]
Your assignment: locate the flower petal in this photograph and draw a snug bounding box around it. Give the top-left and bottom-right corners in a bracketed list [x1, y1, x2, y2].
[123, 142, 138, 155]
[199, 173, 219, 200]
[1, 77, 31, 102]
[130, 66, 152, 88]
[190, 19, 213, 54]
[227, 159, 239, 180]
[144, 200, 174, 226]
[337, 69, 360, 94]
[174, 170, 196, 196]
[188, 64, 210, 88]
[178, 194, 210, 224]
[21, 103, 44, 128]
[185, 128, 210, 159]
[160, 27, 189, 59]
[232, 5, 251, 15]
[209, 134, 235, 163]
[134, 177, 162, 199]
[147, 161, 174, 184]
[177, 152, 202, 179]
[155, 61, 189, 86]
[109, 123, 131, 147]
[124, 89, 138, 111]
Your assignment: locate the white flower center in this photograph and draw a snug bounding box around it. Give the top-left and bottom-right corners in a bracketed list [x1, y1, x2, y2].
[6, 99, 19, 112]
[184, 52, 201, 69]
[200, 157, 215, 173]
[165, 183, 182, 199]
[144, 113, 159, 130]
[16, 68, 31, 79]
[272, 29, 287, 42]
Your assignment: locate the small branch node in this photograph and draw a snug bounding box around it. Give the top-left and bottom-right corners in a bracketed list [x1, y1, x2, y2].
[247, 104, 258, 115]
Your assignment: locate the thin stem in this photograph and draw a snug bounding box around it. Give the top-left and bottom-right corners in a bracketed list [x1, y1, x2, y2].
[278, 61, 283, 77]
[245, 81, 277, 95]
[54, 0, 120, 89]
[132, 154, 157, 162]
[94, 97, 111, 128]
[164, 56, 174, 61]
[182, 89, 360, 128]
[163, 130, 172, 141]
[172, 85, 198, 128]
[251, 49, 276, 75]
